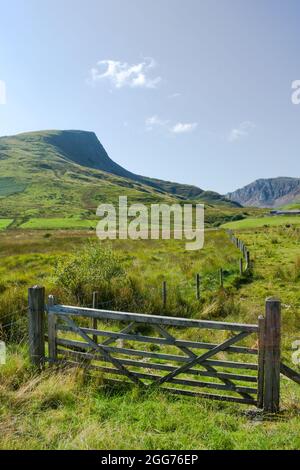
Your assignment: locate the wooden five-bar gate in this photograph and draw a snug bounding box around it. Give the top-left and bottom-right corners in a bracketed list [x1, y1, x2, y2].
[28, 286, 300, 413]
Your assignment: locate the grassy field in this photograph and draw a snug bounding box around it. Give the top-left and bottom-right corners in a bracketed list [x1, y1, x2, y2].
[0, 228, 244, 339]
[281, 203, 300, 210]
[0, 226, 299, 449]
[0, 219, 13, 230]
[222, 215, 300, 230]
[1, 347, 300, 450]
[19, 218, 98, 230]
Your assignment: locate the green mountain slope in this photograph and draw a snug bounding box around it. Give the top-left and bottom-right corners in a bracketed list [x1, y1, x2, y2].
[0, 129, 236, 220]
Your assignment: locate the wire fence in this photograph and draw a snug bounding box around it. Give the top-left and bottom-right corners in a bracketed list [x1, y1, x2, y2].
[1, 230, 250, 340]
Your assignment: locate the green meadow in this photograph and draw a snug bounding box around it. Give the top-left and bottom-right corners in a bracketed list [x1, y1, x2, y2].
[20, 218, 98, 230]
[0, 224, 299, 450]
[222, 215, 300, 230]
[0, 219, 13, 230]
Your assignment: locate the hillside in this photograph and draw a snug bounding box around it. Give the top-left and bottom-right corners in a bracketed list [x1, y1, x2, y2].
[0, 130, 236, 220]
[227, 177, 300, 208]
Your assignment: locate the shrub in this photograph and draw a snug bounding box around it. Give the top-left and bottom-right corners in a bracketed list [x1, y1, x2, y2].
[52, 241, 125, 303]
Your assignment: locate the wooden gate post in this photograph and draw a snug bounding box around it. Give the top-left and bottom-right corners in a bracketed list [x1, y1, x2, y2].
[263, 298, 281, 413]
[47, 295, 57, 363]
[28, 286, 45, 368]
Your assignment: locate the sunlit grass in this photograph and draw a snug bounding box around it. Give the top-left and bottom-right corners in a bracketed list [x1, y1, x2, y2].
[222, 215, 300, 230]
[0, 219, 13, 230]
[20, 218, 98, 230]
[0, 345, 300, 450]
[0, 226, 300, 450]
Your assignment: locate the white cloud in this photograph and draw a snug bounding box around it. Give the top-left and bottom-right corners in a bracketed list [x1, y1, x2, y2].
[228, 121, 255, 142]
[171, 122, 198, 134]
[145, 116, 198, 135]
[89, 57, 161, 89]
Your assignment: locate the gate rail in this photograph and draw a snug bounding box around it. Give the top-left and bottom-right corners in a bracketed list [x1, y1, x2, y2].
[28, 286, 300, 413]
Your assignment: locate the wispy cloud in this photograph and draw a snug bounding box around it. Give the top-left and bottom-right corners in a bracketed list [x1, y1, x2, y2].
[228, 121, 255, 142]
[168, 92, 181, 99]
[146, 115, 198, 135]
[171, 122, 198, 134]
[88, 58, 161, 89]
[145, 115, 169, 131]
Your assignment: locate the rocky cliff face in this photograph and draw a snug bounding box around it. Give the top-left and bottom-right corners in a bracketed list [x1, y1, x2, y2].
[227, 177, 300, 208]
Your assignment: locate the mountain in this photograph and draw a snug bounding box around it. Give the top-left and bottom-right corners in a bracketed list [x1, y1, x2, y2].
[0, 129, 235, 219]
[227, 177, 300, 208]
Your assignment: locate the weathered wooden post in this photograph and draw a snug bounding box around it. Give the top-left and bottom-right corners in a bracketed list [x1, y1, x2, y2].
[28, 286, 45, 368]
[47, 295, 57, 363]
[92, 291, 99, 344]
[263, 298, 281, 413]
[219, 268, 224, 288]
[239, 258, 244, 275]
[196, 274, 200, 300]
[246, 250, 250, 270]
[162, 281, 167, 308]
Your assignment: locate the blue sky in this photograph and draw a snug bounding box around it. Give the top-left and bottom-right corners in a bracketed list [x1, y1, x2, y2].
[0, 0, 300, 193]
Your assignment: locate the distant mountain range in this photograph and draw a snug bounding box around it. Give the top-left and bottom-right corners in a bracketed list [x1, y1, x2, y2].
[0, 130, 236, 219]
[227, 177, 300, 208]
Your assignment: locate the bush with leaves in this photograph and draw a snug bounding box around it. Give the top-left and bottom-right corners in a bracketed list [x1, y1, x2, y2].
[52, 241, 125, 304]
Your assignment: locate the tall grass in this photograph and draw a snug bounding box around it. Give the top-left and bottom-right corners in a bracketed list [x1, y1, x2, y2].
[1, 345, 300, 450]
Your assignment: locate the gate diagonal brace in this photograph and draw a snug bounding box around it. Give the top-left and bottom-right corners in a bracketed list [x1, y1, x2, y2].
[154, 332, 253, 394]
[62, 316, 144, 387]
[101, 322, 136, 346]
[154, 325, 254, 400]
[154, 324, 197, 358]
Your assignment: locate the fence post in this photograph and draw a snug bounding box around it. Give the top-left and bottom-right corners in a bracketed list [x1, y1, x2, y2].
[246, 250, 250, 269]
[196, 274, 200, 300]
[28, 286, 45, 368]
[239, 258, 243, 275]
[219, 268, 224, 288]
[263, 298, 281, 413]
[48, 295, 57, 363]
[92, 291, 99, 344]
[257, 315, 266, 409]
[162, 281, 167, 308]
